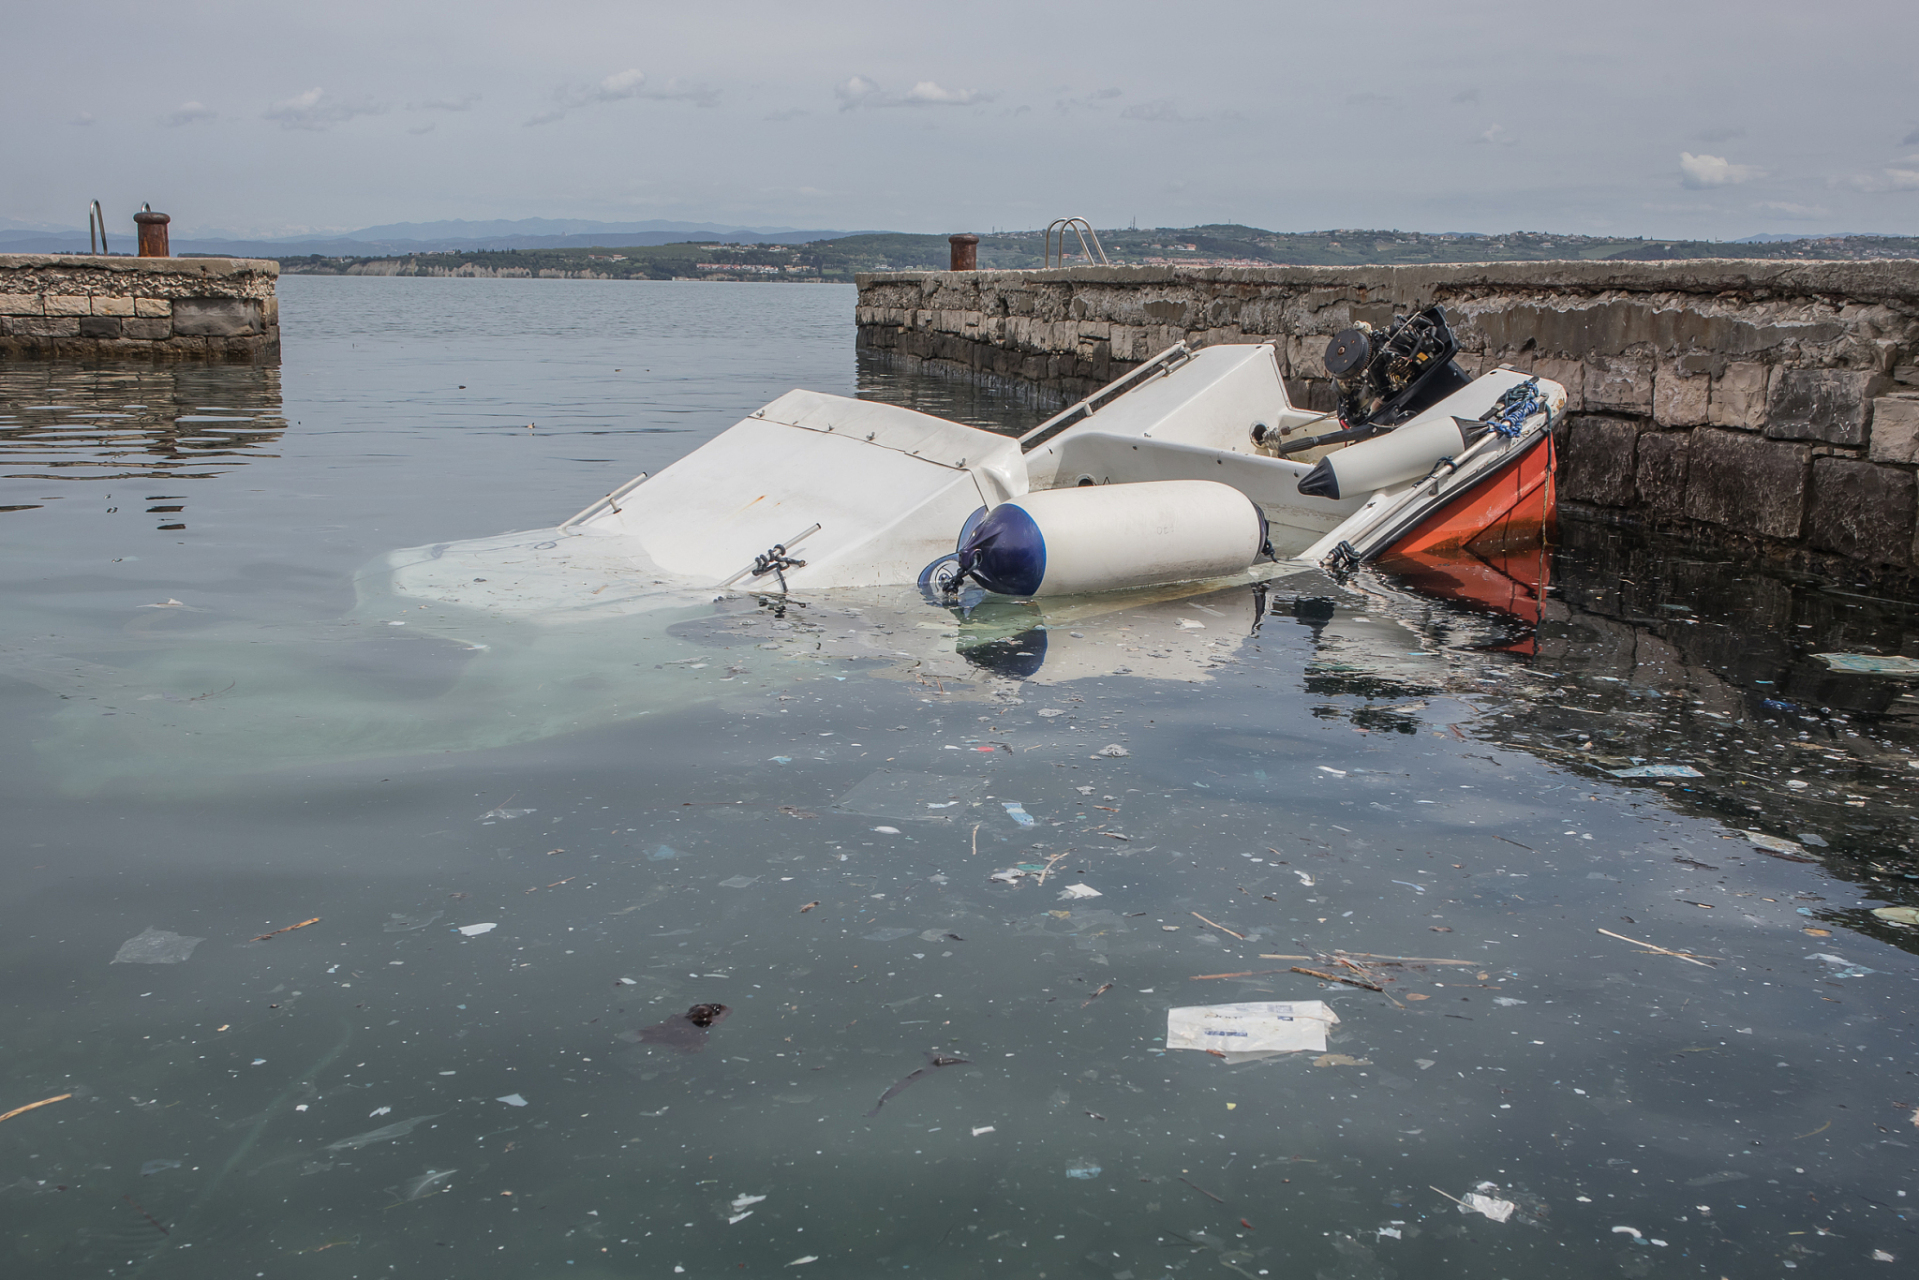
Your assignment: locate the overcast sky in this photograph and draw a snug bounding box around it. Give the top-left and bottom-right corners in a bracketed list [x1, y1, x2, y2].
[5, 0, 1916, 240]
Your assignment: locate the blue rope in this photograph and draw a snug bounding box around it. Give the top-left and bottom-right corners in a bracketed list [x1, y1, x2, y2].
[1485, 376, 1552, 438]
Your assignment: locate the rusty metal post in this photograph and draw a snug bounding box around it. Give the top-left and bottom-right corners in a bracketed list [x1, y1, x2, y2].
[134, 206, 171, 258]
[948, 233, 978, 272]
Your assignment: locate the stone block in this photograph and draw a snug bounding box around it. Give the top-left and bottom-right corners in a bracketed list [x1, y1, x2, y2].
[1534, 358, 1585, 412]
[1806, 457, 1916, 566]
[1765, 367, 1888, 445]
[0, 292, 40, 315]
[8, 315, 80, 338]
[1635, 431, 1691, 517]
[1585, 357, 1654, 414]
[1867, 394, 1919, 464]
[78, 315, 123, 338]
[90, 295, 135, 316]
[1684, 428, 1809, 540]
[44, 294, 91, 316]
[1653, 367, 1709, 427]
[1708, 362, 1769, 428]
[121, 317, 172, 341]
[171, 297, 262, 336]
[1559, 415, 1639, 507]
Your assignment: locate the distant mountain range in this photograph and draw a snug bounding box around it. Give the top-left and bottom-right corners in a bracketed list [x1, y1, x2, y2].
[0, 217, 873, 257]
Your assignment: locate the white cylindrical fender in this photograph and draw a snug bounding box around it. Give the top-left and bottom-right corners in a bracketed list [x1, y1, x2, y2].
[957, 480, 1267, 598]
[1297, 415, 1488, 500]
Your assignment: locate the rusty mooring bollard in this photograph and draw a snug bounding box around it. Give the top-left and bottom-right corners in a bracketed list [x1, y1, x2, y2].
[948, 233, 978, 272]
[134, 206, 171, 258]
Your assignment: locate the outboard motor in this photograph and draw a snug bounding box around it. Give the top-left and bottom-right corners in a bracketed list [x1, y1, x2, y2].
[1294, 305, 1480, 499]
[1325, 305, 1472, 429]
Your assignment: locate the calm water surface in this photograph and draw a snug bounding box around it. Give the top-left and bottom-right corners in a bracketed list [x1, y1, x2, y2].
[1, 278, 1915, 1279]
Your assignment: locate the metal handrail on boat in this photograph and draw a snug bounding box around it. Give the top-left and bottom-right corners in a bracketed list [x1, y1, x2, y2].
[1043, 218, 1109, 268]
[88, 201, 109, 255]
[1016, 342, 1193, 454]
[558, 471, 649, 531]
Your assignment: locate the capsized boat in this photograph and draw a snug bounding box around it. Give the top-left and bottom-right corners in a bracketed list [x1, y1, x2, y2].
[362, 305, 1563, 618]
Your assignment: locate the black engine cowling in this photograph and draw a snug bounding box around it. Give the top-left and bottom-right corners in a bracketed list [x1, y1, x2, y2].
[1323, 305, 1473, 428]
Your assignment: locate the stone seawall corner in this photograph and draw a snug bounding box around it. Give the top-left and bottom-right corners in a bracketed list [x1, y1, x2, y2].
[0, 254, 280, 362]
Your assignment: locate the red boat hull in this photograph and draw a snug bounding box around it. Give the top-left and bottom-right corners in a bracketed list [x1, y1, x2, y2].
[1371, 432, 1556, 653]
[1379, 430, 1556, 558]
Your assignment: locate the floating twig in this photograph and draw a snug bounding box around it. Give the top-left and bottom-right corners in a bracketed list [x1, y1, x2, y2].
[1191, 968, 1299, 980]
[1428, 1184, 1468, 1207]
[1321, 952, 1474, 966]
[251, 917, 321, 942]
[1081, 982, 1114, 1008]
[1292, 966, 1383, 993]
[799, 901, 820, 913]
[1595, 927, 1715, 967]
[0, 1093, 70, 1125]
[1034, 853, 1071, 886]
[1178, 1176, 1226, 1204]
[121, 1194, 169, 1235]
[1191, 912, 1245, 940]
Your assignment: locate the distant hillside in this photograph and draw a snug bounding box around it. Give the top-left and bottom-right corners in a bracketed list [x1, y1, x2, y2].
[272, 224, 1919, 283]
[0, 219, 869, 257]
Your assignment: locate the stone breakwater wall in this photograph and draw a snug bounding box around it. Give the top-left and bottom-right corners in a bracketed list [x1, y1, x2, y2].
[0, 255, 279, 361]
[857, 261, 1919, 586]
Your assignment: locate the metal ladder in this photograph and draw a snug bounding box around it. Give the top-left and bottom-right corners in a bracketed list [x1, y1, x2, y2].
[1043, 218, 1109, 268]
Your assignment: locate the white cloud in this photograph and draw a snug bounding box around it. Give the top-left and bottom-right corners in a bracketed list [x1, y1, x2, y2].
[408, 94, 479, 112]
[1844, 166, 1919, 193]
[901, 81, 980, 106]
[1679, 152, 1764, 188]
[527, 69, 717, 126]
[1476, 124, 1519, 147]
[265, 88, 387, 131]
[165, 101, 216, 127]
[835, 75, 880, 110]
[1754, 201, 1831, 219]
[71, 111, 95, 126]
[835, 75, 989, 110]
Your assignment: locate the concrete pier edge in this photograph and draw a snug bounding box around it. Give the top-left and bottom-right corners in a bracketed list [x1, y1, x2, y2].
[0, 254, 280, 362]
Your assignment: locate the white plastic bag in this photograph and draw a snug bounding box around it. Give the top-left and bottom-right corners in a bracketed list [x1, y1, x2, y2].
[1165, 1001, 1339, 1056]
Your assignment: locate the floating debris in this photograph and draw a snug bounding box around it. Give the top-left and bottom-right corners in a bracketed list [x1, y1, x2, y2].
[252, 916, 321, 942]
[1608, 764, 1704, 779]
[625, 1003, 731, 1053]
[399, 1169, 457, 1201]
[865, 1052, 969, 1117]
[1166, 1001, 1339, 1058]
[325, 1114, 442, 1152]
[457, 923, 498, 937]
[1814, 653, 1919, 675]
[112, 928, 204, 965]
[0, 1094, 70, 1126]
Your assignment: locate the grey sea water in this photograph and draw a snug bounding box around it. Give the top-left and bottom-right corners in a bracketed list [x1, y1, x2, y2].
[1, 277, 1915, 1279]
